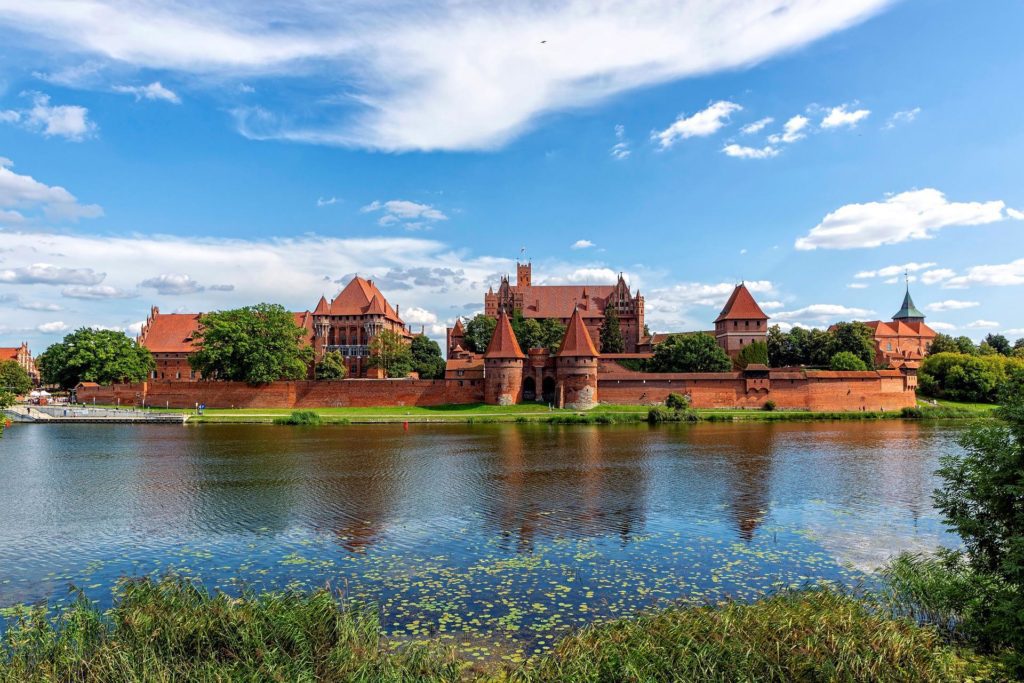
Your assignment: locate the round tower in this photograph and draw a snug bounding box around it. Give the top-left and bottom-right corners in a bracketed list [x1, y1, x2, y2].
[555, 307, 599, 410]
[484, 311, 526, 405]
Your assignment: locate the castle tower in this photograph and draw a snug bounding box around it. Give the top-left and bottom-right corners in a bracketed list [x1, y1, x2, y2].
[516, 261, 532, 287]
[484, 310, 526, 405]
[447, 317, 466, 357]
[555, 306, 599, 410]
[312, 295, 330, 357]
[891, 280, 926, 323]
[714, 283, 769, 359]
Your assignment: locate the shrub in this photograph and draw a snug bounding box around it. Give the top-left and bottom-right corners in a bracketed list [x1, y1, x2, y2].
[736, 341, 769, 369]
[647, 406, 698, 423]
[273, 410, 323, 426]
[665, 392, 689, 410]
[900, 406, 923, 418]
[830, 350, 869, 371]
[762, 400, 776, 412]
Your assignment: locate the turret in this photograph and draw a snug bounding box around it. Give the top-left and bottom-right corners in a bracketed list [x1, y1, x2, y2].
[714, 283, 769, 359]
[483, 311, 525, 405]
[892, 283, 925, 323]
[555, 306, 599, 409]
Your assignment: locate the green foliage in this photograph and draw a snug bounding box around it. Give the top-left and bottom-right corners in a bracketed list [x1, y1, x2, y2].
[954, 336, 979, 355]
[0, 390, 13, 409]
[599, 305, 624, 353]
[665, 392, 689, 410]
[189, 304, 312, 385]
[273, 410, 323, 426]
[647, 405, 698, 423]
[929, 389, 1024, 671]
[514, 589, 980, 682]
[648, 333, 732, 373]
[830, 350, 869, 371]
[0, 360, 31, 395]
[829, 321, 877, 367]
[315, 351, 347, 380]
[763, 400, 776, 411]
[769, 322, 875, 368]
[927, 333, 960, 356]
[983, 333, 1011, 356]
[537, 318, 566, 352]
[410, 335, 446, 379]
[463, 314, 497, 353]
[367, 329, 414, 378]
[919, 352, 1024, 403]
[37, 328, 154, 389]
[735, 340, 768, 369]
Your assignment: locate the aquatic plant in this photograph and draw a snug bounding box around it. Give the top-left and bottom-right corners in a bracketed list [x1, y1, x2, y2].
[273, 410, 323, 426]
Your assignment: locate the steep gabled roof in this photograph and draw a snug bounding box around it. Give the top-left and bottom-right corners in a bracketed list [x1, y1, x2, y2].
[313, 295, 329, 315]
[293, 311, 314, 347]
[892, 287, 926, 321]
[365, 295, 386, 316]
[484, 311, 526, 359]
[451, 317, 465, 335]
[139, 313, 203, 353]
[715, 283, 768, 323]
[327, 276, 403, 323]
[557, 307, 599, 357]
[0, 347, 22, 361]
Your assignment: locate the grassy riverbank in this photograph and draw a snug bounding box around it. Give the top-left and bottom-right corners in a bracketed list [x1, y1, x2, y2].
[98, 400, 992, 424]
[0, 577, 1001, 682]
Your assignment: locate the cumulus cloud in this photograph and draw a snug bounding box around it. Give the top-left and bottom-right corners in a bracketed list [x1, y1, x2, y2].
[926, 300, 979, 312]
[740, 117, 773, 135]
[772, 303, 874, 324]
[929, 322, 956, 332]
[722, 143, 778, 159]
[885, 107, 920, 129]
[0, 157, 103, 222]
[921, 268, 956, 285]
[112, 81, 180, 103]
[401, 306, 438, 325]
[62, 285, 139, 300]
[609, 124, 630, 160]
[571, 239, 595, 250]
[139, 273, 206, 295]
[0, 263, 105, 285]
[654, 101, 741, 148]
[361, 199, 447, 228]
[767, 114, 809, 144]
[854, 262, 937, 279]
[0, 92, 96, 140]
[965, 320, 999, 329]
[820, 103, 870, 129]
[944, 258, 1024, 288]
[795, 189, 1020, 250]
[37, 321, 68, 333]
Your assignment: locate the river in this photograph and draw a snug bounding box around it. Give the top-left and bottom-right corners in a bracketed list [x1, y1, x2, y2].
[0, 421, 962, 659]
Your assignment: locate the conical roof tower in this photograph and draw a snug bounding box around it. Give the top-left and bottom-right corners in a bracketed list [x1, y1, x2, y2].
[485, 311, 526, 359]
[557, 306, 599, 357]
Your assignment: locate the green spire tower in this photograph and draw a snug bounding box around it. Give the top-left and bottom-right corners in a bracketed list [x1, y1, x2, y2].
[891, 270, 925, 323]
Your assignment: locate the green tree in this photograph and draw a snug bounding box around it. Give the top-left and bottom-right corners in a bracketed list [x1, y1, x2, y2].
[983, 334, 1011, 356]
[736, 341, 769, 369]
[0, 360, 32, 395]
[830, 351, 868, 371]
[410, 335, 445, 379]
[932, 390, 1024, 670]
[0, 390, 13, 409]
[599, 305, 625, 353]
[510, 311, 544, 351]
[954, 336, 978, 355]
[538, 318, 566, 352]
[919, 352, 1024, 403]
[648, 333, 732, 373]
[37, 328, 154, 389]
[928, 333, 960, 356]
[189, 304, 313, 384]
[315, 351, 347, 380]
[464, 314, 497, 354]
[828, 321, 876, 368]
[368, 329, 414, 378]
[1013, 338, 1024, 358]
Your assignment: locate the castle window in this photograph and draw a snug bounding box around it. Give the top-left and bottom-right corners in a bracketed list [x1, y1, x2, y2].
[887, 342, 892, 351]
[733, 321, 738, 328]
[745, 320, 749, 328]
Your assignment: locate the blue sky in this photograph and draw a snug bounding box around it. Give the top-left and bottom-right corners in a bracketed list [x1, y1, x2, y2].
[1, 0, 1023, 348]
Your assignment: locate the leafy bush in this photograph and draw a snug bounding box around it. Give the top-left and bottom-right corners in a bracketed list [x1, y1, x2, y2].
[762, 400, 776, 412]
[830, 350, 869, 371]
[736, 340, 769, 369]
[919, 352, 1024, 403]
[647, 406, 698, 423]
[665, 392, 689, 410]
[900, 406, 923, 418]
[273, 410, 323, 426]
[315, 350, 347, 380]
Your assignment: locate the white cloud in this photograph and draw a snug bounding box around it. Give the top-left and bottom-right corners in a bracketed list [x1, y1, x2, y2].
[796, 189, 1019, 250]
[37, 321, 68, 333]
[401, 306, 438, 325]
[0, 263, 105, 285]
[929, 322, 956, 332]
[767, 114, 809, 144]
[921, 268, 956, 285]
[571, 239, 595, 250]
[1008, 208, 1024, 220]
[740, 117, 773, 135]
[965, 320, 999, 329]
[944, 258, 1024, 288]
[1002, 328, 1024, 337]
[0, 156, 103, 222]
[772, 303, 874, 324]
[0, 92, 96, 140]
[820, 103, 870, 129]
[759, 300, 785, 310]
[361, 199, 447, 228]
[722, 143, 779, 159]
[112, 81, 180, 103]
[610, 124, 630, 160]
[854, 262, 936, 279]
[884, 107, 920, 129]
[316, 196, 338, 207]
[847, 283, 868, 289]
[19, 301, 62, 311]
[62, 285, 138, 299]
[542, 267, 623, 285]
[653, 101, 741, 148]
[0, 1, 890, 151]
[926, 300, 979, 312]
[139, 273, 206, 295]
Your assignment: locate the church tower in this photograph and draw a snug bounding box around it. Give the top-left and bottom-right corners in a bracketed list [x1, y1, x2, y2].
[891, 281, 926, 324]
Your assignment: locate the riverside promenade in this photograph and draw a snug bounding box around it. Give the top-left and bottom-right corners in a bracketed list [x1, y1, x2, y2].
[4, 405, 186, 424]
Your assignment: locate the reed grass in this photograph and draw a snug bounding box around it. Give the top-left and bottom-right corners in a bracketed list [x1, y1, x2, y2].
[272, 409, 324, 425]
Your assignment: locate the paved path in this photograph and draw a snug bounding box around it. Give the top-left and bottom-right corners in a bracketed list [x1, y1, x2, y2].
[4, 405, 186, 424]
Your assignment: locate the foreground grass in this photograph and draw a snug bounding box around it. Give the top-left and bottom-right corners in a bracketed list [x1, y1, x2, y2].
[0, 578, 1001, 682]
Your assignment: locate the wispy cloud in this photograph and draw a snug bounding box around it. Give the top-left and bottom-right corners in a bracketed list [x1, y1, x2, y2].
[654, 101, 741, 149]
[740, 117, 773, 135]
[609, 124, 630, 160]
[0, 156, 103, 222]
[767, 114, 809, 144]
[112, 81, 180, 103]
[884, 107, 920, 129]
[722, 143, 778, 159]
[0, 92, 97, 141]
[361, 199, 448, 229]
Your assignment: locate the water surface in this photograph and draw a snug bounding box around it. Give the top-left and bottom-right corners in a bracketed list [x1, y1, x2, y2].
[0, 421, 961, 660]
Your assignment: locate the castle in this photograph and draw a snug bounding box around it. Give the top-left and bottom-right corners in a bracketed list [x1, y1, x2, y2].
[0, 342, 39, 385]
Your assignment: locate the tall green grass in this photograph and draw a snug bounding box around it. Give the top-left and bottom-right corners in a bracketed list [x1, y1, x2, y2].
[0, 578, 998, 682]
[272, 409, 323, 425]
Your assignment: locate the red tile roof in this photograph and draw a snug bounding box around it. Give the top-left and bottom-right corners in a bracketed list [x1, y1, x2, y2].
[451, 318, 465, 335]
[139, 313, 202, 353]
[326, 276, 403, 323]
[0, 347, 21, 361]
[313, 295, 329, 315]
[513, 285, 617, 319]
[557, 307, 599, 357]
[863, 320, 937, 338]
[715, 284, 768, 322]
[485, 311, 526, 359]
